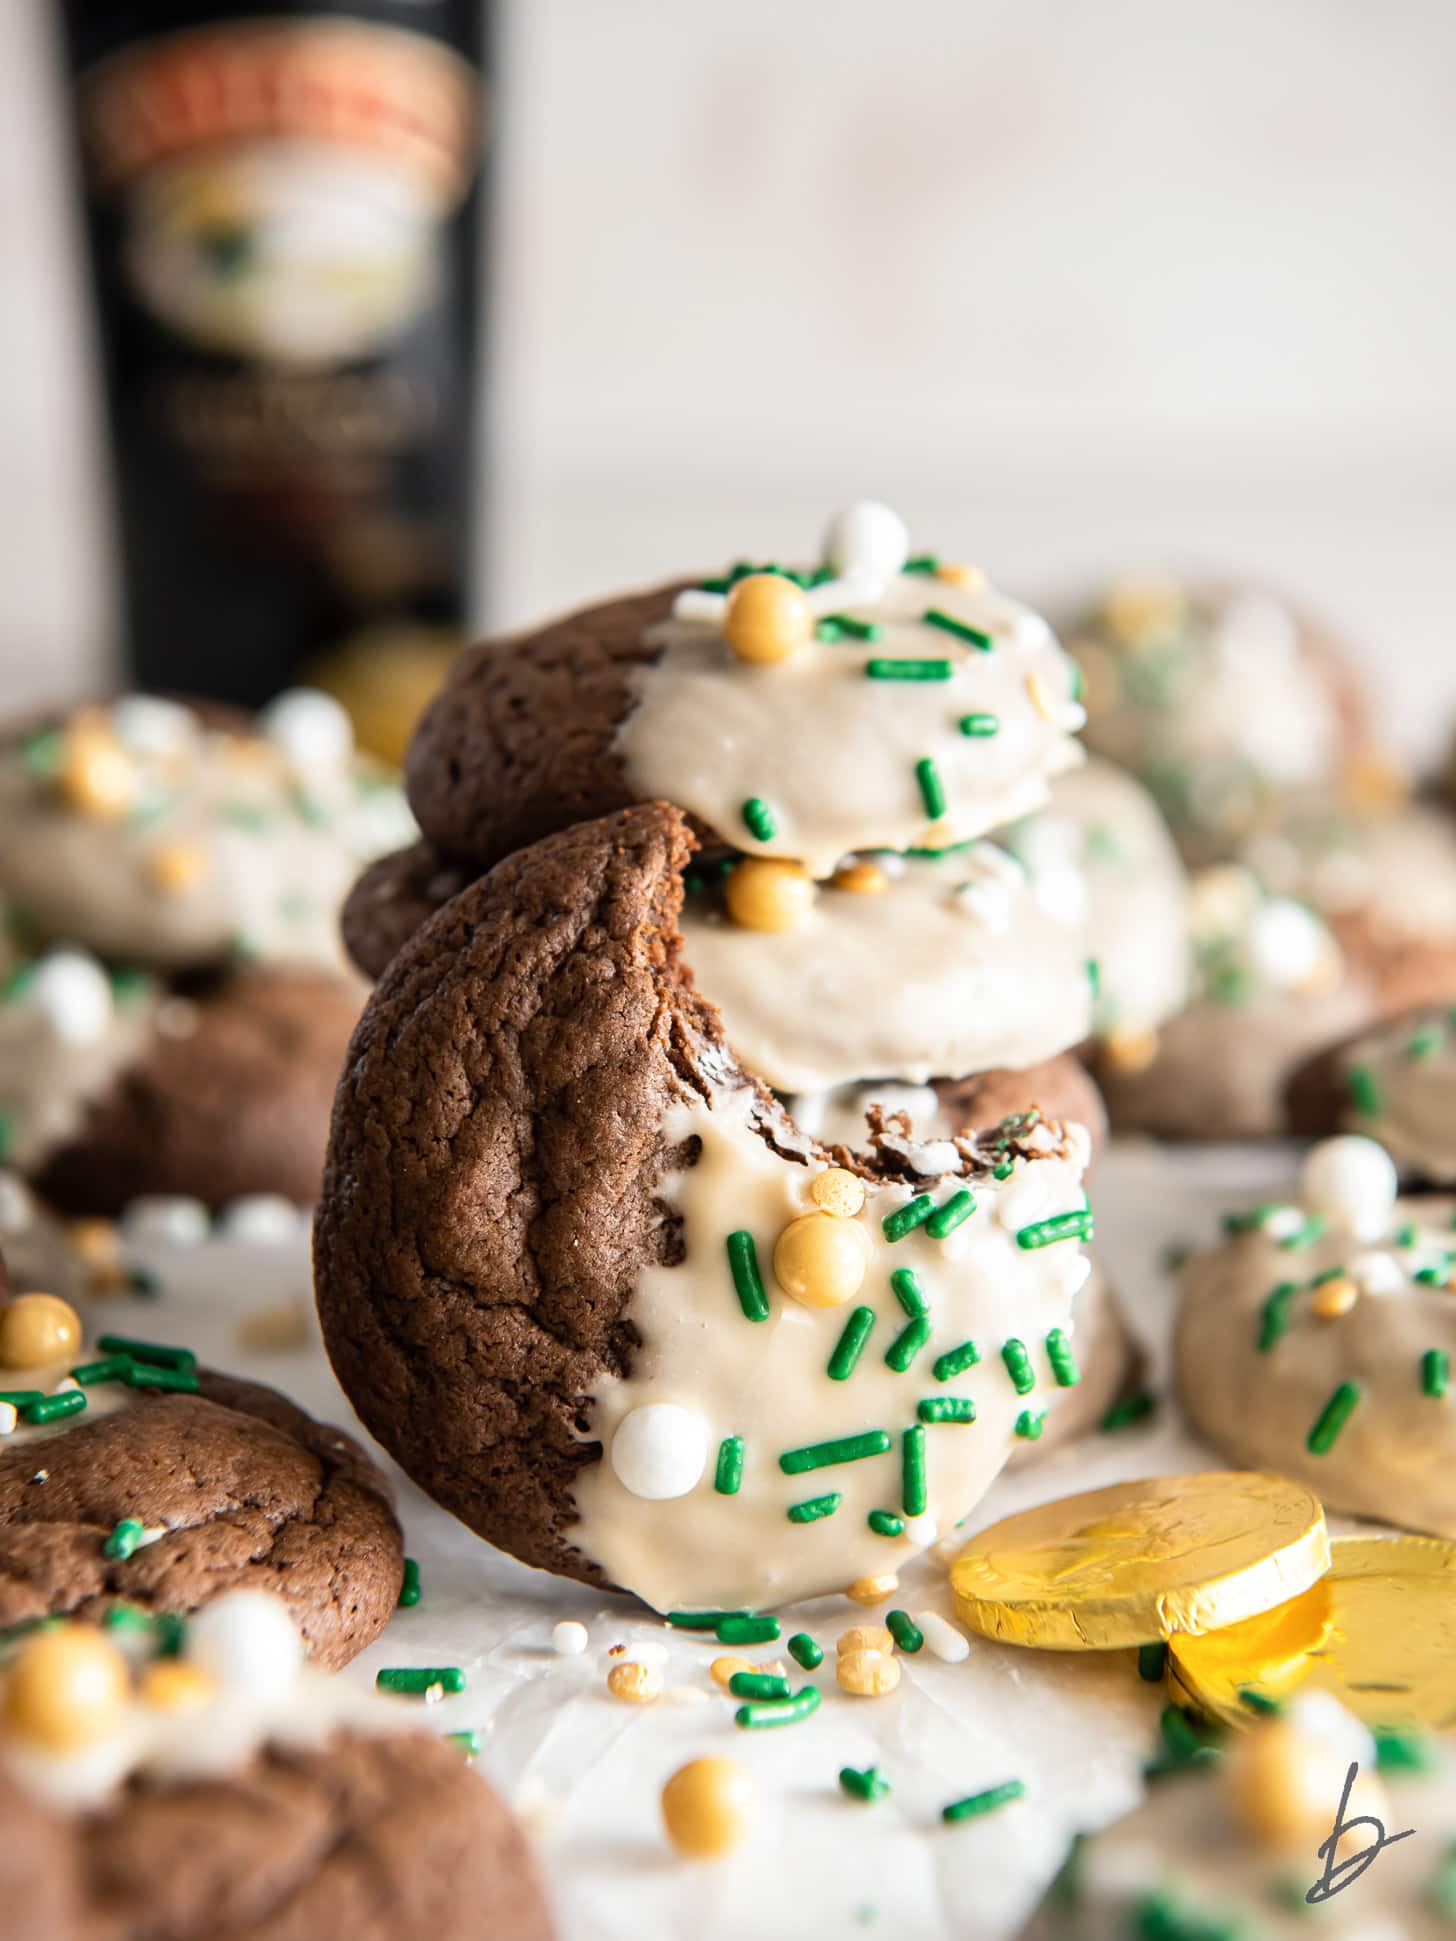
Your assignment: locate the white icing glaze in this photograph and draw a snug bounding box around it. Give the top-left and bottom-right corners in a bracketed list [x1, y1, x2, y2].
[616, 569, 1085, 877]
[0, 697, 415, 974]
[1176, 1180, 1456, 1538]
[1006, 757, 1190, 1041]
[0, 960, 157, 1170]
[1337, 1006, 1456, 1182]
[571, 1085, 1092, 1612]
[683, 845, 1090, 1092]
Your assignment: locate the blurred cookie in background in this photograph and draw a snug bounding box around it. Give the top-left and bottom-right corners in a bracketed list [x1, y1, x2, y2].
[1061, 576, 1383, 870]
[1096, 864, 1371, 1139]
[1287, 1001, 1456, 1186]
[1004, 756, 1191, 1067]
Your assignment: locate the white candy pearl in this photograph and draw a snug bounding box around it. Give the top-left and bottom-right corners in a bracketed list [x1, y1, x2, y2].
[186, 1589, 302, 1700]
[1300, 1136, 1398, 1243]
[1246, 898, 1326, 990]
[551, 1620, 589, 1656]
[121, 1195, 211, 1247]
[111, 695, 198, 758]
[260, 688, 354, 772]
[217, 1195, 303, 1244]
[1351, 1251, 1404, 1297]
[610, 1404, 709, 1500]
[822, 501, 910, 582]
[915, 1611, 970, 1663]
[29, 952, 114, 1046]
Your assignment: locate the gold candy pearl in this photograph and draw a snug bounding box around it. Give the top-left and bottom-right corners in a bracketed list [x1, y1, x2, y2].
[773, 1212, 869, 1309]
[661, 1756, 756, 1859]
[147, 842, 211, 897]
[837, 1625, 895, 1657]
[3, 1624, 130, 1751]
[68, 1218, 121, 1272]
[845, 1573, 899, 1607]
[836, 1648, 901, 1698]
[1102, 576, 1186, 649]
[0, 1292, 83, 1371]
[140, 1660, 215, 1713]
[936, 562, 985, 592]
[1102, 1027, 1160, 1076]
[710, 1654, 754, 1690]
[606, 1660, 662, 1704]
[810, 1168, 866, 1220]
[59, 721, 136, 821]
[832, 860, 889, 896]
[725, 858, 816, 933]
[1311, 1275, 1358, 1320]
[722, 574, 814, 666]
[1229, 1721, 1386, 1848]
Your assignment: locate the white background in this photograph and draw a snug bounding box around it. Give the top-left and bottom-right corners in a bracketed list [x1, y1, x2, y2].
[1, 0, 1453, 753]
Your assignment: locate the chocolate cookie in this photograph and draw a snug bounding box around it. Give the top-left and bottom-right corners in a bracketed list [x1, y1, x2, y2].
[0, 1595, 553, 1941]
[0, 1311, 403, 1666]
[1287, 1002, 1456, 1184]
[316, 802, 1100, 1612]
[406, 536, 1086, 881]
[7, 964, 361, 1216]
[341, 838, 477, 981]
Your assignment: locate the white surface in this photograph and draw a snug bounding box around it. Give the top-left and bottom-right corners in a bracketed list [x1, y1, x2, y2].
[72, 1139, 1299, 1941]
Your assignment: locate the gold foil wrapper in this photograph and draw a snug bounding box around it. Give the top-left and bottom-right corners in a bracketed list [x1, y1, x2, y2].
[949, 1472, 1330, 1651]
[1170, 1533, 1456, 1730]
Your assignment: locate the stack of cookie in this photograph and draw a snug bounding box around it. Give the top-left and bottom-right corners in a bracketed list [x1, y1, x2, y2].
[317, 503, 1125, 1615]
[0, 690, 414, 1217]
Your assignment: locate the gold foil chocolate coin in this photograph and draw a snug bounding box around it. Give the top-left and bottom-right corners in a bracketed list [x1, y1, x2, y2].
[949, 1472, 1330, 1651]
[1169, 1533, 1456, 1730]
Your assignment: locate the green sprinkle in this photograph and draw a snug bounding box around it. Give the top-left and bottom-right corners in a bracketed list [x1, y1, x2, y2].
[1160, 1705, 1213, 1764]
[219, 800, 271, 833]
[1406, 1023, 1444, 1061]
[1308, 1380, 1361, 1454]
[734, 1685, 821, 1730]
[883, 1195, 934, 1242]
[1238, 1686, 1282, 1717]
[1137, 1642, 1167, 1683]
[787, 1491, 842, 1524]
[885, 1609, 923, 1654]
[868, 1509, 905, 1537]
[1278, 1214, 1327, 1251]
[289, 786, 329, 827]
[827, 1307, 876, 1381]
[96, 1335, 195, 1373]
[904, 553, 940, 575]
[1045, 1329, 1081, 1388]
[666, 1610, 748, 1631]
[839, 1764, 892, 1802]
[714, 1615, 779, 1644]
[103, 1517, 145, 1561]
[0, 1390, 45, 1410]
[779, 1430, 892, 1475]
[21, 726, 63, 776]
[1374, 1726, 1437, 1773]
[1086, 957, 1101, 999]
[902, 1425, 927, 1516]
[1347, 1063, 1382, 1118]
[958, 713, 1000, 738]
[1015, 1211, 1094, 1251]
[923, 607, 994, 651]
[715, 1435, 745, 1493]
[108, 967, 151, 1007]
[1048, 1832, 1088, 1911]
[153, 1612, 187, 1657]
[1100, 1391, 1155, 1432]
[885, 1316, 932, 1373]
[1311, 1264, 1347, 1286]
[992, 1161, 1013, 1181]
[123, 1364, 200, 1395]
[375, 1666, 466, 1696]
[1257, 1282, 1299, 1352]
[918, 1396, 975, 1424]
[942, 1780, 1025, 1823]
[915, 757, 947, 819]
[926, 1189, 975, 1239]
[726, 1231, 770, 1322]
[815, 617, 844, 642]
[102, 1602, 155, 1636]
[741, 796, 778, 842]
[1423, 1349, 1450, 1399]
[1398, 1223, 1421, 1249]
[1000, 1339, 1035, 1395]
[729, 1671, 792, 1701]
[933, 1340, 980, 1383]
[398, 1558, 422, 1608]
[1015, 1409, 1047, 1440]
[821, 614, 881, 641]
[890, 1267, 928, 1317]
[788, 1632, 823, 1670]
[447, 1730, 481, 1757]
[1429, 1842, 1456, 1920]
[23, 1391, 86, 1425]
[865, 657, 953, 681]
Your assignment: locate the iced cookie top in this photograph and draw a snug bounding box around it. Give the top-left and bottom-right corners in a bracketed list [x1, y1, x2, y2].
[1176, 1137, 1456, 1538]
[1005, 757, 1190, 1045]
[1030, 1696, 1453, 1941]
[681, 841, 1092, 1093]
[0, 692, 414, 974]
[615, 503, 1086, 877]
[1064, 577, 1367, 866]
